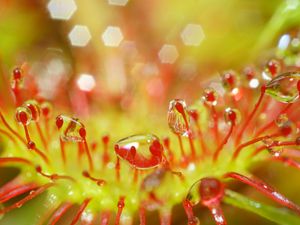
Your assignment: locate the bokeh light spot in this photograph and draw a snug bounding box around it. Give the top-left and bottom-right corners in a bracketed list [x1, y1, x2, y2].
[181, 24, 205, 46]
[47, 0, 77, 20]
[77, 74, 96, 92]
[108, 0, 128, 6]
[102, 26, 124, 47]
[158, 44, 179, 64]
[68, 25, 91, 47]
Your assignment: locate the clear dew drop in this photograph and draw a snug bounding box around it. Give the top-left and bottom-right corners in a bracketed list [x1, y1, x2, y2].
[15, 106, 32, 125]
[202, 87, 218, 106]
[23, 100, 41, 122]
[56, 115, 85, 142]
[115, 134, 164, 169]
[268, 147, 283, 157]
[262, 59, 281, 80]
[167, 99, 190, 136]
[262, 137, 274, 148]
[265, 71, 300, 103]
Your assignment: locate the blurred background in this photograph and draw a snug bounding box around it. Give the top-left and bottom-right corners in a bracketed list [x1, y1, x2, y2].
[1, 1, 300, 224]
[0, 0, 293, 115]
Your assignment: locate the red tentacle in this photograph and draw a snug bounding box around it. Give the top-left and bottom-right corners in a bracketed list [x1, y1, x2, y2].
[208, 205, 227, 225]
[0, 183, 54, 215]
[224, 172, 300, 214]
[70, 198, 91, 225]
[0, 183, 38, 203]
[48, 202, 73, 225]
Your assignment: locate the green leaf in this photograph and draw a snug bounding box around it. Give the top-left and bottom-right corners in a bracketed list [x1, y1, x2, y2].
[224, 190, 300, 225]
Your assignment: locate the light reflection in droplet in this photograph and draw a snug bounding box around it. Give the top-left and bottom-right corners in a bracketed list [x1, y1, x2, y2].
[249, 78, 259, 88]
[102, 26, 124, 47]
[158, 44, 179, 64]
[47, 0, 77, 21]
[278, 34, 291, 50]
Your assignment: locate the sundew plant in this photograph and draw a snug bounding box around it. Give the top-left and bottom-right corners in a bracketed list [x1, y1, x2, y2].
[2, 1, 300, 225]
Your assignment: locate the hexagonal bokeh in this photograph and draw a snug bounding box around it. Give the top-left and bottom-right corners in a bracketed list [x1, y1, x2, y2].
[181, 24, 205, 46]
[68, 25, 91, 47]
[108, 0, 128, 6]
[158, 44, 179, 64]
[47, 0, 77, 20]
[102, 26, 124, 47]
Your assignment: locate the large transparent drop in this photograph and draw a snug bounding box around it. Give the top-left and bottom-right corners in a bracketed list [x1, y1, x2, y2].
[186, 177, 224, 206]
[23, 100, 41, 122]
[167, 99, 190, 136]
[265, 71, 300, 103]
[56, 115, 85, 142]
[115, 134, 163, 169]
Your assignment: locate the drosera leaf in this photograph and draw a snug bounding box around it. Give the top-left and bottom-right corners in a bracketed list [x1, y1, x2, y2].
[223, 190, 300, 225]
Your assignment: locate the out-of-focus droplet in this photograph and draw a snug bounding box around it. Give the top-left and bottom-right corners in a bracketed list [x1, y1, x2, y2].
[187, 177, 224, 206]
[68, 25, 91, 47]
[202, 88, 218, 106]
[221, 70, 236, 89]
[141, 168, 166, 191]
[180, 24, 205, 46]
[167, 99, 190, 136]
[114, 134, 163, 169]
[268, 147, 283, 157]
[265, 71, 300, 103]
[278, 34, 291, 51]
[276, 114, 289, 127]
[249, 78, 260, 89]
[158, 44, 179, 64]
[56, 115, 85, 142]
[102, 26, 124, 47]
[23, 100, 41, 122]
[15, 106, 32, 125]
[41, 101, 53, 119]
[224, 108, 240, 125]
[262, 59, 281, 81]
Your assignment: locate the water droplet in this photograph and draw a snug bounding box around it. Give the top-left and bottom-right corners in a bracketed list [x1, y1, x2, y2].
[262, 59, 281, 80]
[167, 99, 190, 136]
[114, 134, 164, 169]
[40, 101, 53, 119]
[262, 137, 274, 148]
[221, 70, 237, 89]
[187, 177, 224, 206]
[202, 88, 217, 106]
[15, 106, 32, 125]
[224, 108, 240, 125]
[268, 147, 283, 157]
[276, 114, 289, 127]
[56, 115, 85, 142]
[265, 71, 300, 103]
[23, 100, 41, 122]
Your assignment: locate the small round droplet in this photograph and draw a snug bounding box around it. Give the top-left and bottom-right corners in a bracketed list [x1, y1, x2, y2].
[262, 59, 281, 80]
[27, 141, 36, 150]
[202, 88, 217, 106]
[114, 134, 163, 169]
[23, 100, 41, 122]
[262, 137, 274, 148]
[13, 67, 22, 80]
[167, 99, 190, 136]
[15, 106, 32, 125]
[187, 177, 224, 207]
[268, 147, 283, 157]
[221, 70, 236, 88]
[265, 71, 300, 103]
[56, 115, 85, 142]
[224, 108, 240, 125]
